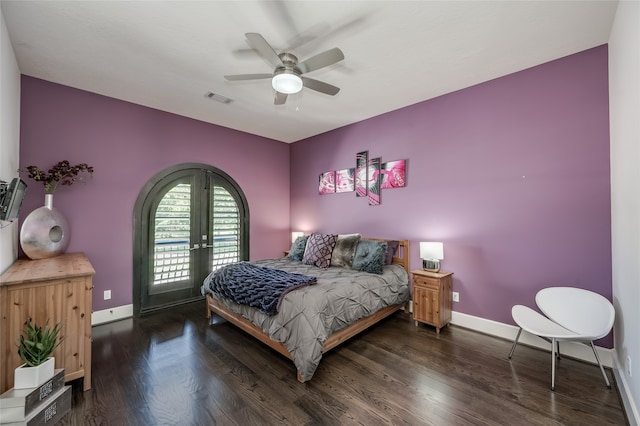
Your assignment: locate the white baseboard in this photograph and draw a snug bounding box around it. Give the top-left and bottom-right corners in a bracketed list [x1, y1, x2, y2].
[449, 311, 640, 423]
[91, 304, 133, 326]
[450, 310, 614, 367]
[612, 352, 640, 426]
[404, 302, 614, 367]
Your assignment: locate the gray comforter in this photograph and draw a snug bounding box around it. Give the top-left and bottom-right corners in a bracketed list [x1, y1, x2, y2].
[201, 257, 410, 381]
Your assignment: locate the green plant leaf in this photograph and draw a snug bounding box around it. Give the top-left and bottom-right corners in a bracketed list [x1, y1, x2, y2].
[15, 318, 64, 366]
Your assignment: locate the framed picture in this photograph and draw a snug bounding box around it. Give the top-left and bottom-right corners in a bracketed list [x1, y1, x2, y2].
[335, 168, 355, 193]
[318, 171, 336, 194]
[380, 160, 406, 189]
[355, 151, 368, 197]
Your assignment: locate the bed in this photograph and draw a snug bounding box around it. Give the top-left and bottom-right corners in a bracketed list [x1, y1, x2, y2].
[202, 237, 410, 383]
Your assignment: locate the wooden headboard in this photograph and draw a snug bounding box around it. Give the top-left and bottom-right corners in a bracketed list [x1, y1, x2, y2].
[363, 238, 410, 276]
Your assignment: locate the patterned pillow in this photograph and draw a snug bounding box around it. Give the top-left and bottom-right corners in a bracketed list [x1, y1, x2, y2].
[302, 233, 338, 268]
[352, 240, 388, 275]
[287, 235, 309, 261]
[384, 240, 399, 265]
[330, 233, 362, 268]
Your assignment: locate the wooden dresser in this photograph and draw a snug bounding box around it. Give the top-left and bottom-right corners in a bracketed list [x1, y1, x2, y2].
[0, 253, 94, 393]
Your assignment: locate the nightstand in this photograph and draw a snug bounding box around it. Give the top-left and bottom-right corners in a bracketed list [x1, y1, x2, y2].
[411, 269, 453, 334]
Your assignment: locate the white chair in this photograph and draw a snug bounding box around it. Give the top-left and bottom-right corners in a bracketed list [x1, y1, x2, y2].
[536, 287, 614, 388]
[509, 287, 615, 391]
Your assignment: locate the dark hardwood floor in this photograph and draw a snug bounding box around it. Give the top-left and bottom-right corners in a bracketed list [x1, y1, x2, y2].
[60, 301, 627, 425]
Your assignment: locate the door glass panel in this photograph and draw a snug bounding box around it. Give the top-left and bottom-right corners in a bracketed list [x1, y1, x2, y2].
[211, 185, 240, 271]
[152, 183, 191, 288]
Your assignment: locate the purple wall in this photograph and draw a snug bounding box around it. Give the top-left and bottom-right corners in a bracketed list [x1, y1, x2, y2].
[18, 46, 612, 346]
[19, 77, 290, 311]
[290, 46, 612, 346]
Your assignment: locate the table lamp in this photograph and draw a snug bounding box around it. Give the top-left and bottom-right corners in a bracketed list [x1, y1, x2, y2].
[420, 242, 444, 272]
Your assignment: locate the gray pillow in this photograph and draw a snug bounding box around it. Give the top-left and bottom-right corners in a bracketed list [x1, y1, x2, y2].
[330, 233, 362, 268]
[287, 235, 309, 261]
[352, 240, 388, 275]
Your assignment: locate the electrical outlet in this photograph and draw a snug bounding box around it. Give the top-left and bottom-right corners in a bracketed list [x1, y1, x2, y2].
[452, 292, 459, 302]
[104, 290, 111, 300]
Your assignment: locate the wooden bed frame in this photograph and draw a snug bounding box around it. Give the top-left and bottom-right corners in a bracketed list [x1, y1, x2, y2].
[205, 238, 410, 383]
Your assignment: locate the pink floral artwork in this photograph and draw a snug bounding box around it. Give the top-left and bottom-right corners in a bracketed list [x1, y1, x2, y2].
[319, 171, 336, 194]
[368, 157, 381, 206]
[335, 168, 355, 193]
[380, 160, 406, 189]
[355, 151, 368, 197]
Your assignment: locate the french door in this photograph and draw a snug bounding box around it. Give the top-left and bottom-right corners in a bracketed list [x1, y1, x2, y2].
[134, 164, 248, 315]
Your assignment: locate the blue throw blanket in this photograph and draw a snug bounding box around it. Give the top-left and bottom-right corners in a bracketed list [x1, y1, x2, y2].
[203, 262, 317, 315]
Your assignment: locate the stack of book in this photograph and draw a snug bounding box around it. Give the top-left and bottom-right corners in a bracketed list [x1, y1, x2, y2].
[0, 369, 71, 425]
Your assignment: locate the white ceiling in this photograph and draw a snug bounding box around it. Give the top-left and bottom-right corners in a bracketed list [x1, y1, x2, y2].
[1, 1, 618, 143]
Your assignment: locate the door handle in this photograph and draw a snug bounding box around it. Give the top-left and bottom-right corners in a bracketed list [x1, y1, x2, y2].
[189, 244, 201, 251]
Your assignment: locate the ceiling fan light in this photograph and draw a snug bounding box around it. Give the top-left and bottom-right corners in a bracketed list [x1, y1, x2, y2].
[272, 73, 303, 94]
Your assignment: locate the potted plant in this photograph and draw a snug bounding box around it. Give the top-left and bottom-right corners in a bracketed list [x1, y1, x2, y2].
[18, 160, 94, 259]
[14, 318, 63, 389]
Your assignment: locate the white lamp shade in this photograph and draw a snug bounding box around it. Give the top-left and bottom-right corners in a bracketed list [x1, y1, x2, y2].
[291, 231, 304, 243]
[272, 73, 303, 94]
[420, 242, 444, 260]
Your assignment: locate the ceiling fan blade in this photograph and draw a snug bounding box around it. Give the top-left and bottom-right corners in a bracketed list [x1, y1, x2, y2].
[283, 23, 330, 52]
[245, 33, 283, 68]
[224, 73, 272, 81]
[297, 48, 344, 74]
[266, 0, 301, 42]
[274, 92, 288, 105]
[301, 77, 340, 96]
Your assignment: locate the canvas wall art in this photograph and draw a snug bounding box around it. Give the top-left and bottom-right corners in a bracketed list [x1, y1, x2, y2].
[368, 157, 381, 206]
[355, 151, 368, 197]
[335, 168, 355, 193]
[318, 151, 406, 205]
[318, 171, 335, 194]
[380, 160, 406, 189]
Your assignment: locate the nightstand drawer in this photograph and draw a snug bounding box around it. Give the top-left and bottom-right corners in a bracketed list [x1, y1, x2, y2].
[413, 274, 440, 289]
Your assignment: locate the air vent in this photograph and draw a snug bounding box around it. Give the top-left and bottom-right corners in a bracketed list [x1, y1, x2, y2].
[205, 92, 233, 104]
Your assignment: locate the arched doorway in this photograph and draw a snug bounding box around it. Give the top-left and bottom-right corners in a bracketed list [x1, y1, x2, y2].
[133, 163, 249, 315]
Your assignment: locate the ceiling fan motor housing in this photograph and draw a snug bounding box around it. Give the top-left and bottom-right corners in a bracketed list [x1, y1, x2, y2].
[272, 53, 303, 94]
[278, 52, 299, 67]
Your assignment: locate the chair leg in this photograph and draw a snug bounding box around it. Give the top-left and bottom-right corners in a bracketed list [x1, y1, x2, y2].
[590, 341, 611, 389]
[551, 338, 557, 391]
[509, 328, 522, 359]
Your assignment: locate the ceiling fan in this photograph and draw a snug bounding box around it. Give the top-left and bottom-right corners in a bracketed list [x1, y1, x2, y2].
[224, 33, 345, 105]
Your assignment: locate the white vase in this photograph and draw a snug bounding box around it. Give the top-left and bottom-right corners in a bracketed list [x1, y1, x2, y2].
[20, 193, 70, 259]
[14, 357, 55, 389]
